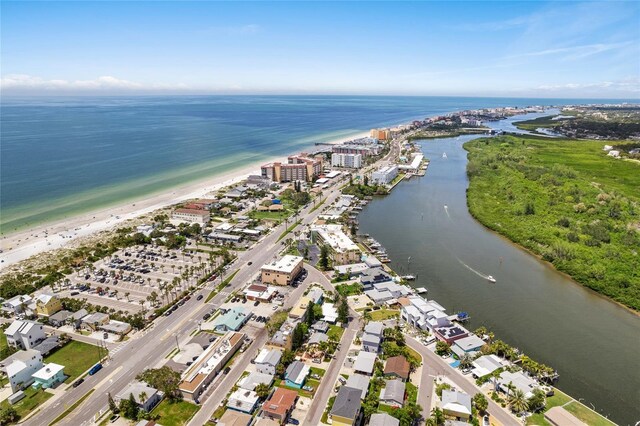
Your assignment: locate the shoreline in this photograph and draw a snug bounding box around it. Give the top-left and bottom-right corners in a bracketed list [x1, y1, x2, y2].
[0, 130, 369, 269]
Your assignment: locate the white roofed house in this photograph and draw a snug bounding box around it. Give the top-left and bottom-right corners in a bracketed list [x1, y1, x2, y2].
[322, 303, 338, 323]
[4, 320, 46, 350]
[353, 351, 377, 376]
[254, 348, 282, 376]
[227, 388, 260, 414]
[116, 381, 163, 412]
[451, 334, 486, 358]
[237, 371, 274, 391]
[0, 349, 43, 392]
[2, 295, 33, 314]
[380, 379, 405, 407]
[441, 389, 472, 420]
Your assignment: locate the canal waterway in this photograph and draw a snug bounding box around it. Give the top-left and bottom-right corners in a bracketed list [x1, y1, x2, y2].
[357, 130, 640, 424]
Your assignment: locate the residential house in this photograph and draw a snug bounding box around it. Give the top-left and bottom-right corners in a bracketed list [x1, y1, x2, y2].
[311, 321, 329, 334]
[369, 413, 400, 426]
[384, 355, 410, 381]
[321, 303, 338, 324]
[218, 410, 253, 426]
[353, 351, 376, 376]
[434, 324, 470, 345]
[0, 349, 43, 392]
[48, 310, 72, 327]
[81, 312, 110, 331]
[254, 348, 282, 375]
[32, 336, 60, 356]
[227, 389, 260, 414]
[34, 294, 63, 317]
[238, 371, 274, 391]
[360, 269, 393, 290]
[261, 387, 298, 424]
[362, 321, 383, 353]
[306, 288, 324, 305]
[268, 318, 298, 350]
[451, 335, 486, 359]
[213, 307, 250, 332]
[4, 320, 45, 350]
[2, 295, 33, 315]
[344, 373, 370, 400]
[307, 332, 328, 346]
[289, 297, 311, 320]
[471, 355, 505, 379]
[115, 381, 163, 412]
[99, 320, 132, 336]
[31, 363, 65, 389]
[441, 389, 472, 420]
[284, 361, 310, 389]
[380, 379, 405, 407]
[364, 289, 393, 306]
[69, 309, 88, 329]
[330, 386, 362, 426]
[497, 370, 540, 399]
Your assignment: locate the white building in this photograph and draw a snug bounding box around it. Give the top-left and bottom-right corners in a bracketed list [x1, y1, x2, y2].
[171, 208, 211, 225]
[322, 303, 339, 323]
[311, 224, 361, 266]
[2, 295, 33, 314]
[254, 348, 282, 375]
[1, 349, 43, 392]
[227, 388, 260, 414]
[260, 255, 304, 286]
[4, 320, 46, 350]
[371, 165, 398, 185]
[332, 153, 363, 169]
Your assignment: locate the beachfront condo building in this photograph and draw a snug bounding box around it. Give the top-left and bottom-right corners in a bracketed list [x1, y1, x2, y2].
[331, 153, 362, 169]
[371, 165, 399, 185]
[261, 153, 322, 183]
[332, 144, 380, 158]
[370, 128, 391, 141]
[260, 255, 304, 285]
[171, 208, 211, 225]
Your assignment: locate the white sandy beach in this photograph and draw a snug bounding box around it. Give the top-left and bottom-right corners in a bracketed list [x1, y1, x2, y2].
[0, 131, 369, 270]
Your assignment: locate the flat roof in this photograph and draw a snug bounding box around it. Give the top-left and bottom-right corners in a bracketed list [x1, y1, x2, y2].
[173, 208, 210, 216]
[311, 224, 359, 253]
[261, 255, 304, 274]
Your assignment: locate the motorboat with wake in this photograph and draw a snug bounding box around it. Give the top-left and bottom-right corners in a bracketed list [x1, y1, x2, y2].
[487, 275, 496, 283]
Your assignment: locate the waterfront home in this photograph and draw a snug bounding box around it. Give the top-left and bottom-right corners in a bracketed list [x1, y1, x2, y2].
[451, 334, 486, 358]
[330, 386, 362, 426]
[0, 349, 43, 392]
[284, 361, 310, 389]
[115, 381, 162, 412]
[261, 387, 298, 424]
[364, 289, 393, 305]
[371, 165, 398, 185]
[34, 294, 63, 317]
[81, 312, 110, 331]
[213, 307, 251, 332]
[345, 373, 370, 400]
[238, 371, 274, 391]
[31, 363, 65, 389]
[471, 354, 505, 378]
[380, 379, 405, 407]
[497, 370, 540, 399]
[5, 320, 45, 350]
[360, 268, 394, 290]
[384, 355, 410, 381]
[441, 389, 472, 420]
[260, 255, 304, 286]
[255, 348, 282, 375]
[218, 410, 253, 426]
[373, 281, 410, 298]
[48, 310, 72, 327]
[353, 351, 377, 376]
[227, 389, 260, 414]
[2, 295, 33, 314]
[333, 263, 369, 277]
[369, 413, 400, 426]
[434, 324, 470, 345]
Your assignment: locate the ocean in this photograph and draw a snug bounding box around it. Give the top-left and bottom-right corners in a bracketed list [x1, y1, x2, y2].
[0, 95, 630, 233]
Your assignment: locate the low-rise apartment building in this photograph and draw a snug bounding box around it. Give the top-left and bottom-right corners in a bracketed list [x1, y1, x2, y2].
[171, 208, 211, 225]
[261, 153, 322, 183]
[311, 224, 360, 266]
[260, 255, 304, 286]
[371, 165, 398, 185]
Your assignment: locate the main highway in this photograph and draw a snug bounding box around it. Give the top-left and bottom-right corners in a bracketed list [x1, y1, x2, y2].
[25, 184, 345, 426]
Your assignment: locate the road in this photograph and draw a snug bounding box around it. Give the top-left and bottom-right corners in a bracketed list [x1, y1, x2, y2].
[24, 187, 344, 426]
[405, 336, 516, 425]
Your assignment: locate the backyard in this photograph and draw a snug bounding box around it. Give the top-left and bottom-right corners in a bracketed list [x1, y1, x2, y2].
[0, 386, 52, 421]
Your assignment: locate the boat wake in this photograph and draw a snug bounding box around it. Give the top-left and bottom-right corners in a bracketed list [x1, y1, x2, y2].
[444, 205, 451, 219]
[456, 257, 492, 281]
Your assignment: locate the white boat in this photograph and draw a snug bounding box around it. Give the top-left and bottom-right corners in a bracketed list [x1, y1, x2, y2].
[442, 152, 447, 158]
[487, 275, 496, 283]
[401, 275, 415, 280]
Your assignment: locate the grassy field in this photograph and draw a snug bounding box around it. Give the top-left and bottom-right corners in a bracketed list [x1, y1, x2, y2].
[0, 386, 53, 421]
[526, 388, 614, 426]
[513, 115, 564, 132]
[335, 282, 363, 297]
[327, 325, 344, 341]
[369, 308, 400, 321]
[44, 341, 104, 381]
[564, 401, 616, 426]
[526, 390, 572, 425]
[151, 400, 200, 426]
[465, 135, 640, 310]
[249, 209, 292, 222]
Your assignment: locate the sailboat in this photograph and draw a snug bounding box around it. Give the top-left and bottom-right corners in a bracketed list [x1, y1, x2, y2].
[442, 152, 447, 158]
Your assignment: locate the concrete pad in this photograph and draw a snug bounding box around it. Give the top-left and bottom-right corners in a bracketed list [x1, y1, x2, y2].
[173, 343, 204, 364]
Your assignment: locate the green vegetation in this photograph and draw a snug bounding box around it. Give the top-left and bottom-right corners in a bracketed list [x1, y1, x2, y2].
[277, 220, 302, 242]
[513, 115, 563, 132]
[49, 389, 95, 425]
[45, 341, 104, 381]
[369, 308, 400, 321]
[341, 183, 388, 198]
[137, 366, 183, 401]
[0, 387, 53, 424]
[0, 331, 17, 362]
[335, 282, 363, 297]
[266, 310, 290, 336]
[150, 399, 200, 426]
[327, 325, 344, 341]
[564, 401, 616, 426]
[205, 269, 239, 302]
[321, 396, 336, 423]
[249, 209, 292, 223]
[465, 135, 640, 310]
[405, 382, 418, 404]
[525, 388, 616, 426]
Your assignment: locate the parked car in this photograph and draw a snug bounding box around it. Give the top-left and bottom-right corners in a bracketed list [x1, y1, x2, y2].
[88, 363, 103, 375]
[72, 378, 84, 388]
[483, 415, 490, 426]
[223, 366, 231, 374]
[247, 261, 253, 266]
[253, 301, 260, 306]
[203, 313, 211, 320]
[109, 415, 120, 423]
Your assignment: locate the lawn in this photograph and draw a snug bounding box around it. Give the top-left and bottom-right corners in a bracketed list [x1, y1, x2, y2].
[526, 389, 579, 426]
[465, 135, 640, 311]
[369, 309, 400, 321]
[249, 209, 293, 223]
[564, 401, 616, 426]
[310, 366, 326, 378]
[321, 396, 336, 423]
[405, 382, 418, 404]
[327, 325, 344, 341]
[335, 282, 363, 297]
[151, 399, 200, 426]
[44, 340, 104, 381]
[0, 386, 53, 421]
[277, 220, 302, 242]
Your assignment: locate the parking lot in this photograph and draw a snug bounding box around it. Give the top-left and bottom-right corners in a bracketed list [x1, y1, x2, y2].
[57, 245, 225, 314]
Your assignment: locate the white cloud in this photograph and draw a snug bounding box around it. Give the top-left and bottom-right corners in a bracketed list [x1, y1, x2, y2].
[537, 78, 640, 94]
[506, 41, 634, 61]
[0, 74, 189, 92]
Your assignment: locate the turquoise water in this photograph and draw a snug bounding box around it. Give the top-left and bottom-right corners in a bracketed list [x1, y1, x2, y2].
[0, 95, 629, 232]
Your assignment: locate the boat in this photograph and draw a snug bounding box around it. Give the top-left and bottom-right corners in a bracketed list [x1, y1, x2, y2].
[442, 152, 447, 158]
[487, 275, 496, 283]
[401, 275, 415, 280]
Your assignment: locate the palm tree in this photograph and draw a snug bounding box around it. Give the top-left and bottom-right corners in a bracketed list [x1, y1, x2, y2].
[508, 389, 529, 414]
[124, 292, 130, 302]
[255, 383, 270, 399]
[430, 407, 445, 426]
[459, 353, 474, 370]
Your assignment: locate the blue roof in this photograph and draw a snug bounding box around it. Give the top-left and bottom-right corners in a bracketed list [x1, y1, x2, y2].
[214, 307, 249, 331]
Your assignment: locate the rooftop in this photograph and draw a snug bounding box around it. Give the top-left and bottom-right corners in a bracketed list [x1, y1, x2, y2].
[353, 351, 377, 374]
[262, 387, 298, 417]
[345, 373, 370, 400]
[116, 381, 158, 404]
[238, 372, 274, 391]
[255, 348, 282, 366]
[330, 386, 361, 419]
[173, 208, 210, 216]
[261, 255, 304, 274]
[384, 355, 410, 379]
[380, 379, 405, 404]
[32, 362, 64, 381]
[369, 413, 400, 426]
[311, 224, 359, 253]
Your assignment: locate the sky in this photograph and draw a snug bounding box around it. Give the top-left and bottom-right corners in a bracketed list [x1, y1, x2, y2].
[1, 1, 639, 98]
